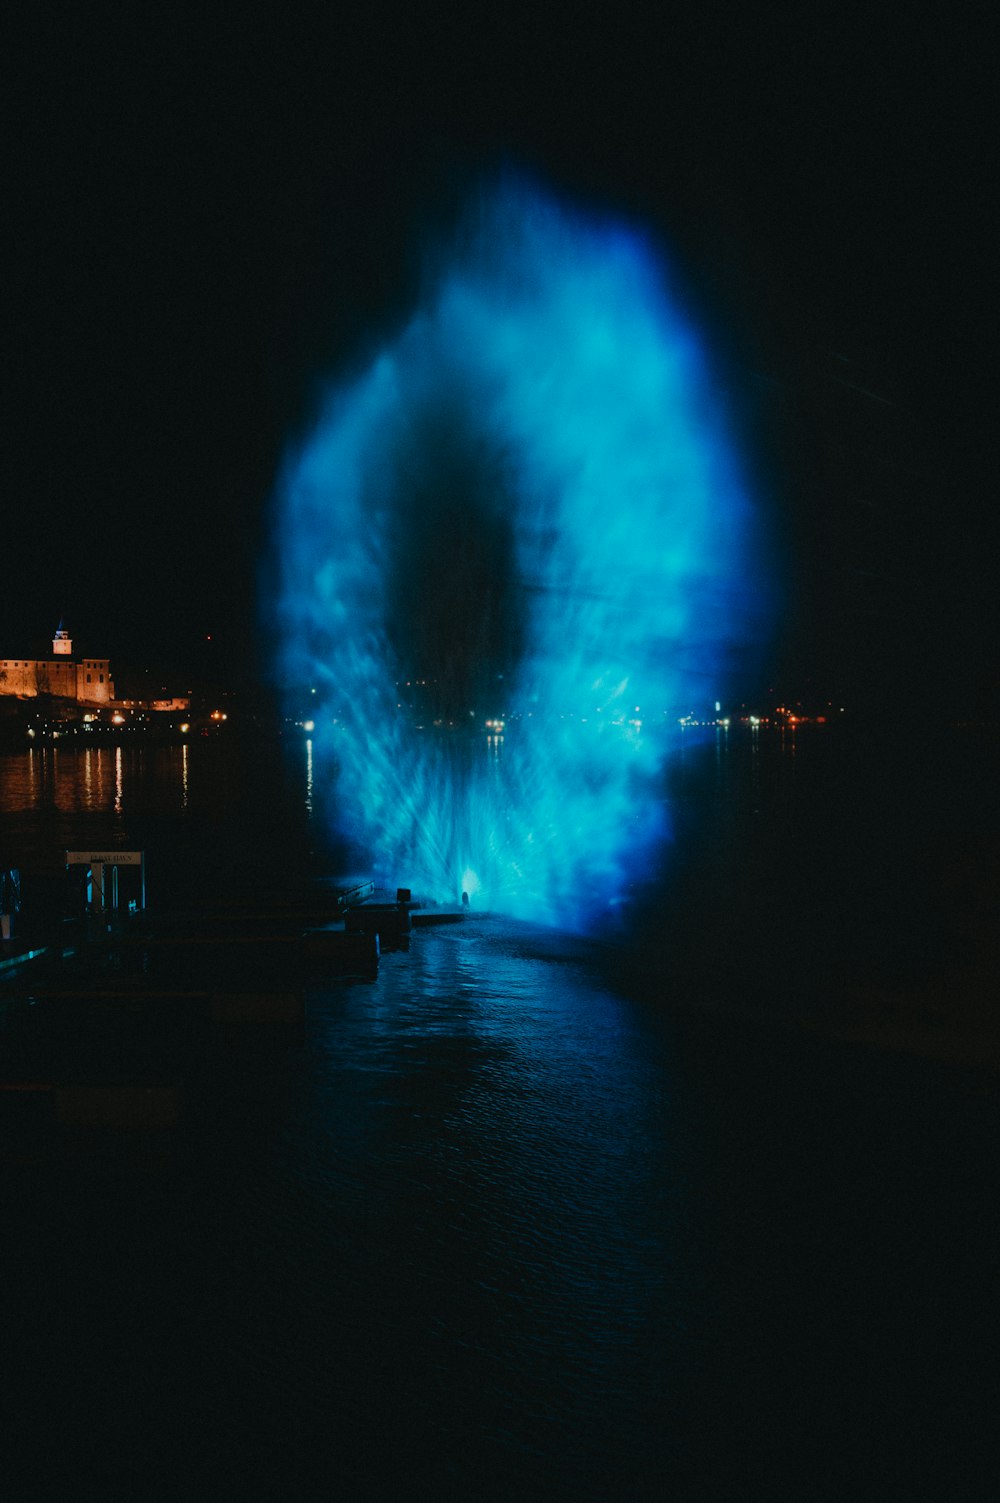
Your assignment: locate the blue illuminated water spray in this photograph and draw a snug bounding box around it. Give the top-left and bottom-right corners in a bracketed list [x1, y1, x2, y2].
[274, 181, 761, 930]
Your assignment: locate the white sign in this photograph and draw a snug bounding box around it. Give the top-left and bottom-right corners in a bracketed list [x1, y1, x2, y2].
[66, 851, 143, 866]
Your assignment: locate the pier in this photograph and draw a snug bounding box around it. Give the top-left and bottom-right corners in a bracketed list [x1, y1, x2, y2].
[1, 859, 471, 1132]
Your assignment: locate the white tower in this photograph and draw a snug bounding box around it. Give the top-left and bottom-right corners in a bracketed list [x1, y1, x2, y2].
[53, 624, 72, 656]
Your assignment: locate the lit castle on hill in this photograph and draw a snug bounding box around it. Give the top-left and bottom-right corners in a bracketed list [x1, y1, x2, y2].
[0, 625, 115, 705]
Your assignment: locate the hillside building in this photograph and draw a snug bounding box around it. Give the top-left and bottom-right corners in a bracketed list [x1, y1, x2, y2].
[0, 626, 115, 705]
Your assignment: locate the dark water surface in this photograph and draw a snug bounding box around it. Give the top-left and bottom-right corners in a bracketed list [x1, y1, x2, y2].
[2, 731, 998, 1497]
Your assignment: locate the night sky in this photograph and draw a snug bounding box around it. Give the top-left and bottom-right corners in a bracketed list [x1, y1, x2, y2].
[5, 5, 994, 710]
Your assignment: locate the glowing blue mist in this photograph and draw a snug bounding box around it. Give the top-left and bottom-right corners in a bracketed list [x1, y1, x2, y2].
[273, 182, 762, 930]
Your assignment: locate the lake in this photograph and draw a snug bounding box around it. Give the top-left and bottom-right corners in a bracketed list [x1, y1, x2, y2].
[2, 727, 997, 1497]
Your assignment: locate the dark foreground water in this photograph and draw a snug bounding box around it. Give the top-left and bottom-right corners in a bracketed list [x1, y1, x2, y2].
[2, 729, 998, 1498]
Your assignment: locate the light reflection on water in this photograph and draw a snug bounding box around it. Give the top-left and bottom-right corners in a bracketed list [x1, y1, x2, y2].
[1, 742, 306, 820]
[3, 728, 997, 1497]
[2, 744, 128, 816]
[252, 914, 691, 1495]
[0, 739, 322, 903]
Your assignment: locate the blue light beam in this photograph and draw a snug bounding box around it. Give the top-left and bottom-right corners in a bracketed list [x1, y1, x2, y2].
[272, 180, 765, 931]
